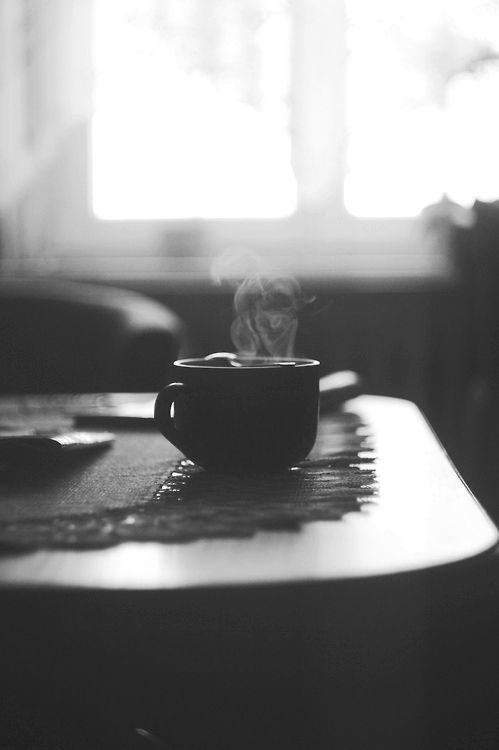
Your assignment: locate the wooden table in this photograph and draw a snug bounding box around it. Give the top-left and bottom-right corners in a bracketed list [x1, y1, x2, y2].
[0, 395, 496, 588]
[0, 395, 498, 750]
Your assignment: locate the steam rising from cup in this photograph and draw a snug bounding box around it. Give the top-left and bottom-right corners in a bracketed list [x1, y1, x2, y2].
[231, 275, 300, 357]
[212, 250, 312, 358]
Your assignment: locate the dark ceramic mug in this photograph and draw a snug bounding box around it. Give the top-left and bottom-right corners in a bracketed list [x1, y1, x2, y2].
[154, 357, 320, 472]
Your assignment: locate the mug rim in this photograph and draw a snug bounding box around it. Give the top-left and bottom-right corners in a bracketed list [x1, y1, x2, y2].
[174, 356, 320, 369]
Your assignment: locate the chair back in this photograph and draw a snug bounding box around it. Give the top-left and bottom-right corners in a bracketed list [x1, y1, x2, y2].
[0, 278, 187, 392]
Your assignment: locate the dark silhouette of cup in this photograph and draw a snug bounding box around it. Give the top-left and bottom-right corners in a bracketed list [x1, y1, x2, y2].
[154, 357, 320, 472]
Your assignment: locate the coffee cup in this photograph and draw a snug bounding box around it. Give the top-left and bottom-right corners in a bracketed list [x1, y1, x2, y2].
[154, 356, 320, 472]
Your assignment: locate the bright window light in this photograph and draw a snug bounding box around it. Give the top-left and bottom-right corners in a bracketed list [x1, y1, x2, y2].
[91, 0, 499, 224]
[91, 0, 296, 220]
[345, 0, 499, 217]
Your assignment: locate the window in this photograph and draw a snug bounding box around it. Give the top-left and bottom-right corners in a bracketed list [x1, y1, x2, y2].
[92, 0, 499, 226]
[8, 0, 499, 274]
[85, 0, 360, 266]
[345, 0, 499, 217]
[92, 0, 297, 220]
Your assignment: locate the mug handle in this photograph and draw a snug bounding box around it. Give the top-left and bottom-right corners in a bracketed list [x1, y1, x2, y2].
[154, 382, 187, 452]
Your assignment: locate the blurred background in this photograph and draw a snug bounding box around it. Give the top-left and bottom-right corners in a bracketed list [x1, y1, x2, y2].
[1, 0, 499, 515]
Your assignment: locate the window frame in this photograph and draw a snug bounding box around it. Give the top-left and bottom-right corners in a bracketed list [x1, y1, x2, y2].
[11, 0, 437, 280]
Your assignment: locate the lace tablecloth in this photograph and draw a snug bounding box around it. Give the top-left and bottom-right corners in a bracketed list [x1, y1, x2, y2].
[0, 408, 377, 550]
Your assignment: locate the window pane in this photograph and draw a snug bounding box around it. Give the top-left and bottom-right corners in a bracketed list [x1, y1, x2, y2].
[345, 0, 499, 217]
[91, 0, 296, 220]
